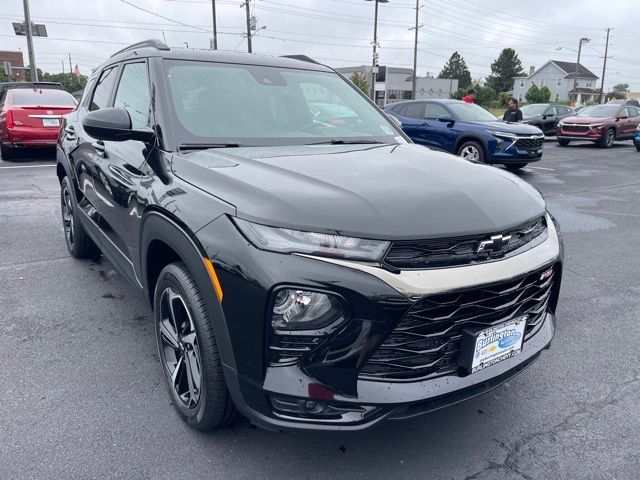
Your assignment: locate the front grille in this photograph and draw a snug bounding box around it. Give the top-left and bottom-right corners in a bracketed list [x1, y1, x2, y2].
[515, 137, 544, 150]
[384, 215, 546, 269]
[359, 264, 557, 381]
[561, 124, 590, 133]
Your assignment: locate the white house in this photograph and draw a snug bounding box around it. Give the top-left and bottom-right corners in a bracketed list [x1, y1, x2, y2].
[511, 61, 600, 105]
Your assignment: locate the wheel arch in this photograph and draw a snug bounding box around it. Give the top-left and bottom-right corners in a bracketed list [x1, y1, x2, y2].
[139, 208, 238, 371]
[454, 134, 490, 159]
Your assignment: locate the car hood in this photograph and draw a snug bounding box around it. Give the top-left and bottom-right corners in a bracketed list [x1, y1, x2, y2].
[172, 143, 546, 240]
[560, 116, 611, 124]
[462, 121, 543, 136]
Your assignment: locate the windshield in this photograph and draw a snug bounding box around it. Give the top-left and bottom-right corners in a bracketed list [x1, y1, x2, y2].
[577, 105, 619, 118]
[520, 104, 548, 116]
[447, 102, 498, 122]
[11, 89, 76, 107]
[163, 60, 401, 147]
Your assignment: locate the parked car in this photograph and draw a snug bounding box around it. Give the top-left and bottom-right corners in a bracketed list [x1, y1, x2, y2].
[519, 103, 574, 135]
[0, 81, 63, 100]
[0, 88, 77, 159]
[385, 99, 545, 171]
[57, 40, 563, 432]
[635, 125, 640, 151]
[607, 98, 640, 108]
[556, 104, 640, 147]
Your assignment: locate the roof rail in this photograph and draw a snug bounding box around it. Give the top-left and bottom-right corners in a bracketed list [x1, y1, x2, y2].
[110, 39, 170, 58]
[280, 54, 320, 65]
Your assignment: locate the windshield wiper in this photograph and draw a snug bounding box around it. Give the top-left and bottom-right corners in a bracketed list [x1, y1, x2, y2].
[305, 139, 387, 145]
[178, 143, 241, 151]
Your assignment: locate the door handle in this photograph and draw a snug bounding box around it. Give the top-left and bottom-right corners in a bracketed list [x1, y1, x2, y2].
[64, 125, 76, 140]
[92, 140, 106, 155]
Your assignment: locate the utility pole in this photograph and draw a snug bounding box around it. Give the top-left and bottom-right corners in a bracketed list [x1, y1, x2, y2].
[572, 37, 590, 105]
[22, 0, 38, 81]
[68, 53, 72, 75]
[211, 0, 218, 50]
[599, 28, 611, 104]
[409, 0, 423, 100]
[243, 0, 252, 53]
[61, 60, 65, 74]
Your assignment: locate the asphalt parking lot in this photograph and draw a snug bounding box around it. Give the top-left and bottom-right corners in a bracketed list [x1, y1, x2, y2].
[1, 141, 640, 480]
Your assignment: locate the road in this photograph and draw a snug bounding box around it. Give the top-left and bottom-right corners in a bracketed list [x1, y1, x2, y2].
[1, 143, 640, 480]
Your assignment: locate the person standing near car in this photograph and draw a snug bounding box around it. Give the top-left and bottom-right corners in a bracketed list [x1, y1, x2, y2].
[462, 88, 477, 103]
[503, 97, 523, 123]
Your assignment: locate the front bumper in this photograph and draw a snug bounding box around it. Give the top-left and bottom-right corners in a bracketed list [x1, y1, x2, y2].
[197, 214, 563, 431]
[489, 135, 545, 163]
[557, 126, 605, 141]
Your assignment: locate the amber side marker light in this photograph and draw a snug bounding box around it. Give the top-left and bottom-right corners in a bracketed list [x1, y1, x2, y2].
[203, 257, 224, 302]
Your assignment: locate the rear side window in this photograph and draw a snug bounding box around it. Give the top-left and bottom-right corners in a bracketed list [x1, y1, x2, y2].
[545, 106, 557, 115]
[558, 106, 570, 115]
[403, 102, 425, 119]
[113, 62, 151, 129]
[11, 89, 76, 107]
[625, 107, 639, 118]
[394, 104, 407, 116]
[90, 67, 118, 111]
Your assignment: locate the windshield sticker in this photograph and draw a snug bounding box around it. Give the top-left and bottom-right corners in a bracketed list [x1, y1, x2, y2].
[380, 124, 394, 135]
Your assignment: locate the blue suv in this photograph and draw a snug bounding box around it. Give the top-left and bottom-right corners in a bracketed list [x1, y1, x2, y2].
[385, 99, 545, 171]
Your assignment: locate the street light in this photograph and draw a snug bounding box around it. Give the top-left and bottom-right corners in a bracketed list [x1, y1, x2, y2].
[557, 38, 590, 105]
[365, 0, 389, 102]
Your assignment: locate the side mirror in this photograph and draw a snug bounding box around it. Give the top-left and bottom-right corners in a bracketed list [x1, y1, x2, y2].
[83, 108, 155, 143]
[616, 115, 628, 120]
[438, 115, 454, 124]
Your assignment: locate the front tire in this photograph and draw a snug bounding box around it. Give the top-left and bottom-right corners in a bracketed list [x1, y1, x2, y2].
[634, 139, 640, 152]
[60, 176, 100, 259]
[154, 262, 238, 431]
[457, 140, 485, 163]
[598, 128, 615, 148]
[557, 138, 571, 146]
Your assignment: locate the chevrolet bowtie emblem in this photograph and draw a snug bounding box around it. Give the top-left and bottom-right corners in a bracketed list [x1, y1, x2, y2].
[477, 234, 512, 256]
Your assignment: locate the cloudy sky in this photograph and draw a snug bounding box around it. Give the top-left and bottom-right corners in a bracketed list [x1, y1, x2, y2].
[1, 0, 638, 91]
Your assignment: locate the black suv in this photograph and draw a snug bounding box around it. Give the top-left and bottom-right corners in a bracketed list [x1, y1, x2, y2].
[57, 40, 563, 431]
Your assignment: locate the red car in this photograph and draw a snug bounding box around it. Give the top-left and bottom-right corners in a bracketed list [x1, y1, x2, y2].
[556, 104, 640, 148]
[0, 88, 76, 159]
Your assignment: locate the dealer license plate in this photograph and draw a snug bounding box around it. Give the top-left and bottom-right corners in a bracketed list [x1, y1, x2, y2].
[43, 118, 60, 127]
[470, 317, 526, 373]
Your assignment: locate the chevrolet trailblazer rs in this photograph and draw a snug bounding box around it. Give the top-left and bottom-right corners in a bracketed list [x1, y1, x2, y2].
[56, 40, 563, 431]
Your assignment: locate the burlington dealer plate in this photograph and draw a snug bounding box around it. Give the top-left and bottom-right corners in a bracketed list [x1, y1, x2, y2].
[43, 118, 60, 127]
[459, 317, 527, 374]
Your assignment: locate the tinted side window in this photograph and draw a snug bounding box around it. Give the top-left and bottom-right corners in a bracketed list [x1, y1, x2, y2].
[394, 104, 407, 116]
[113, 62, 151, 129]
[545, 106, 557, 115]
[625, 107, 639, 118]
[90, 67, 118, 111]
[403, 102, 425, 119]
[80, 77, 97, 109]
[558, 106, 570, 115]
[424, 103, 449, 119]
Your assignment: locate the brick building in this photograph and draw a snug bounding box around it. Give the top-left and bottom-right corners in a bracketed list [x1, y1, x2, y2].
[0, 50, 25, 81]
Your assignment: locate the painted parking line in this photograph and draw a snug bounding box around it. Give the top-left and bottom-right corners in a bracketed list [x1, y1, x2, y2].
[0, 164, 56, 169]
[528, 166, 555, 171]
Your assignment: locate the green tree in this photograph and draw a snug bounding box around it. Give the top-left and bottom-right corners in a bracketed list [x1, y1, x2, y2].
[525, 84, 540, 103]
[612, 83, 630, 93]
[485, 48, 524, 93]
[538, 86, 551, 103]
[497, 91, 511, 108]
[475, 84, 497, 106]
[438, 51, 472, 90]
[349, 72, 369, 94]
[452, 87, 467, 100]
[40, 72, 88, 94]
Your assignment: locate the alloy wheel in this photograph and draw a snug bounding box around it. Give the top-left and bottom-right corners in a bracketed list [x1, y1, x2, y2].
[158, 287, 202, 408]
[460, 145, 480, 162]
[61, 185, 75, 247]
[606, 129, 615, 147]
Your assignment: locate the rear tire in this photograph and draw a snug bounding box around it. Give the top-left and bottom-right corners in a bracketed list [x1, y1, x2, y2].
[154, 262, 238, 431]
[60, 176, 101, 259]
[457, 140, 485, 163]
[557, 138, 571, 146]
[0, 143, 14, 160]
[598, 128, 615, 148]
[505, 163, 528, 172]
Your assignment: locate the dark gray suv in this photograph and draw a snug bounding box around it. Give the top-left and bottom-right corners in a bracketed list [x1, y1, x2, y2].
[520, 103, 574, 136]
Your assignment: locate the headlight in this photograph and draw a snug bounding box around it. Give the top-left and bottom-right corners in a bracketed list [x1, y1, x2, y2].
[486, 130, 517, 140]
[234, 218, 390, 261]
[272, 289, 344, 331]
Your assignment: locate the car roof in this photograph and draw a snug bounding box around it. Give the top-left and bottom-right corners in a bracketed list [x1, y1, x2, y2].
[388, 99, 463, 107]
[103, 40, 333, 74]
